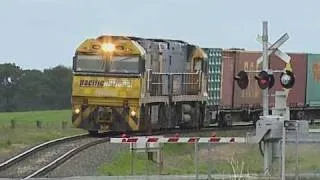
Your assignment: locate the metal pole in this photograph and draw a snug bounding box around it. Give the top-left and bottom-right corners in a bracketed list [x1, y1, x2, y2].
[295, 122, 299, 180]
[262, 21, 269, 116]
[145, 142, 149, 178]
[131, 143, 134, 175]
[264, 141, 271, 176]
[281, 124, 286, 180]
[207, 142, 212, 180]
[194, 141, 199, 180]
[262, 21, 271, 177]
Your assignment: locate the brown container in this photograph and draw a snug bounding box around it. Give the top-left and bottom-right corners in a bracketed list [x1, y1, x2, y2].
[220, 50, 236, 108]
[233, 51, 263, 108]
[269, 53, 307, 107]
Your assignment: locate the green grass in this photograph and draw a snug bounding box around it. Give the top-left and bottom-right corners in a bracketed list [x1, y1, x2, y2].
[98, 142, 320, 176]
[98, 144, 259, 176]
[0, 109, 72, 124]
[0, 109, 85, 159]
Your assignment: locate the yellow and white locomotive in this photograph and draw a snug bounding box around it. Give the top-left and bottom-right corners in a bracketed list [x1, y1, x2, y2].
[71, 35, 208, 135]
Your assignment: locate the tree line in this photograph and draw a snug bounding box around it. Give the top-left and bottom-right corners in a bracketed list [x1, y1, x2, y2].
[0, 63, 72, 112]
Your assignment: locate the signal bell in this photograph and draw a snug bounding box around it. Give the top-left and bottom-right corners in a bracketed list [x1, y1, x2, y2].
[234, 70, 249, 89]
[280, 70, 295, 89]
[254, 70, 275, 89]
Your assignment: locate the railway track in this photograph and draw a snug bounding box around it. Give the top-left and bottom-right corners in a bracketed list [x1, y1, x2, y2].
[0, 123, 253, 179]
[0, 133, 107, 179]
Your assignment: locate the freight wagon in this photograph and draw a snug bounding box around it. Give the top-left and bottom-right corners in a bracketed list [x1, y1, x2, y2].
[204, 48, 320, 127]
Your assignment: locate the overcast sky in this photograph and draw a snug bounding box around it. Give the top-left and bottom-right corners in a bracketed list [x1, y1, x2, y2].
[0, 0, 319, 70]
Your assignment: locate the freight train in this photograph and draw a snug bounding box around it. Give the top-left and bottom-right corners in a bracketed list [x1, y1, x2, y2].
[71, 35, 320, 134]
[71, 35, 208, 135]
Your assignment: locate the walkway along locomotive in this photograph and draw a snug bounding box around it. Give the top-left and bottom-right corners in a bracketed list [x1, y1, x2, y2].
[71, 35, 209, 135]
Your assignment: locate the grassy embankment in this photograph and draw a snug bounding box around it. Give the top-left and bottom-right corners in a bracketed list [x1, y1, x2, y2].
[2, 110, 320, 175]
[98, 130, 320, 175]
[0, 110, 85, 159]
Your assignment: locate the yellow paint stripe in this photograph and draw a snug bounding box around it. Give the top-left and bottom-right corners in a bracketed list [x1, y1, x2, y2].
[122, 106, 139, 131]
[284, 62, 293, 72]
[128, 115, 139, 131]
[73, 106, 95, 127]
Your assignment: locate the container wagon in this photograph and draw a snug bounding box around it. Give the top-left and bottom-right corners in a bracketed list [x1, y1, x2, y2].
[204, 48, 320, 127]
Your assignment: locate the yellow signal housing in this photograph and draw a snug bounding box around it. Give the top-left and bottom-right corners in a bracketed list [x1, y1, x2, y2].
[284, 62, 293, 72]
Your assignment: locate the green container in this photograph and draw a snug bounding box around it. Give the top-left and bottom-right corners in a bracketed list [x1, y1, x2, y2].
[306, 54, 320, 106]
[203, 48, 222, 106]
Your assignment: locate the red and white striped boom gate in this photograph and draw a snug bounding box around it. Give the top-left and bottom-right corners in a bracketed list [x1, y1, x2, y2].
[110, 135, 247, 144]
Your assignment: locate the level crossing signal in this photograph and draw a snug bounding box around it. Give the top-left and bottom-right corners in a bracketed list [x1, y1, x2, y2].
[254, 70, 275, 89]
[280, 70, 295, 89]
[234, 68, 295, 90]
[234, 70, 249, 89]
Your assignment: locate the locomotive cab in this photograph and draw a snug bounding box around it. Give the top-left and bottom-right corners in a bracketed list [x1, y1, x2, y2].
[71, 35, 146, 134]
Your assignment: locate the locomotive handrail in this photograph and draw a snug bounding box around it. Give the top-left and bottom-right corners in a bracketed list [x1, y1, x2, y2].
[148, 72, 201, 96]
[152, 72, 200, 75]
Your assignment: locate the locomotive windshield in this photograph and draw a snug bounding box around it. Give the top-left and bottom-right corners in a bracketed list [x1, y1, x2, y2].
[74, 55, 140, 74]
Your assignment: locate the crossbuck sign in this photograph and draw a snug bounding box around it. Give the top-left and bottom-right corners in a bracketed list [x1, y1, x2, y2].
[256, 33, 291, 64]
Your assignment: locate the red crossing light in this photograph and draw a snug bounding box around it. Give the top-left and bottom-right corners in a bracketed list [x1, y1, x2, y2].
[234, 70, 249, 89]
[255, 70, 275, 89]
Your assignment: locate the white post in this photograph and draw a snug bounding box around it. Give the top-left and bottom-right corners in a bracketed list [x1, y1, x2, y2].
[262, 21, 271, 177]
[264, 141, 272, 176]
[295, 122, 299, 180]
[262, 21, 269, 116]
[130, 143, 134, 175]
[281, 123, 286, 180]
[194, 141, 199, 180]
[145, 142, 149, 178]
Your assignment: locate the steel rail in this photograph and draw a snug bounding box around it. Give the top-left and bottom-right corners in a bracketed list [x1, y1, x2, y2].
[0, 133, 89, 171]
[23, 138, 108, 179]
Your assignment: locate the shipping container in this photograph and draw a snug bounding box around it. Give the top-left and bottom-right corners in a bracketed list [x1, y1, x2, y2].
[269, 53, 307, 107]
[306, 54, 320, 106]
[220, 50, 236, 108]
[203, 48, 223, 106]
[233, 51, 262, 108]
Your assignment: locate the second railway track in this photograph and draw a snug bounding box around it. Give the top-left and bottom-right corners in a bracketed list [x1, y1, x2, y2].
[0, 133, 107, 179]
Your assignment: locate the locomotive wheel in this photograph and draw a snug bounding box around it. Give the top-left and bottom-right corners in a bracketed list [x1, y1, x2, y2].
[88, 130, 98, 136]
[297, 111, 305, 120]
[145, 104, 152, 135]
[218, 112, 232, 127]
[252, 113, 259, 126]
[158, 103, 167, 130]
[198, 103, 206, 128]
[218, 113, 232, 128]
[194, 102, 201, 130]
[290, 111, 295, 120]
[139, 104, 152, 134]
[218, 112, 224, 127]
[224, 113, 232, 127]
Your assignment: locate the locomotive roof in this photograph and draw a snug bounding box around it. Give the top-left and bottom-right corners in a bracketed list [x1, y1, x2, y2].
[96, 35, 191, 45]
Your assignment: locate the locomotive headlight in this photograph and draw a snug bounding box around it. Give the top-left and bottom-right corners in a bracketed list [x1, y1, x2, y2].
[101, 43, 115, 52]
[74, 108, 80, 114]
[130, 110, 136, 117]
[203, 92, 208, 97]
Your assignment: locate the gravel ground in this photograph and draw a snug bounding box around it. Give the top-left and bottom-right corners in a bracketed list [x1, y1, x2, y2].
[0, 145, 32, 163]
[45, 142, 126, 178]
[0, 137, 98, 178]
